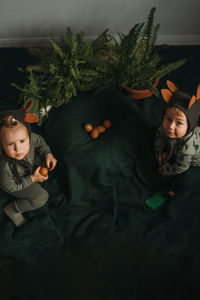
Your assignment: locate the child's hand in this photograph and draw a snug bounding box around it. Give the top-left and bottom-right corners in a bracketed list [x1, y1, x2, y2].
[158, 152, 168, 166]
[158, 162, 170, 174]
[45, 153, 57, 171]
[30, 166, 48, 183]
[158, 155, 162, 166]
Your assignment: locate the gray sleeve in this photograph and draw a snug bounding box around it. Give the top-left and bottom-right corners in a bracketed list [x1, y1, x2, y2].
[159, 153, 192, 176]
[32, 133, 51, 158]
[154, 127, 165, 157]
[0, 168, 33, 193]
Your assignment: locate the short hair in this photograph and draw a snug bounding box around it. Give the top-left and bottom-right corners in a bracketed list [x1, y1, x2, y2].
[165, 106, 186, 117]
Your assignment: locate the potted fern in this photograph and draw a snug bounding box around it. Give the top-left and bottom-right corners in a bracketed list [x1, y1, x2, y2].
[12, 28, 112, 124]
[101, 7, 186, 99]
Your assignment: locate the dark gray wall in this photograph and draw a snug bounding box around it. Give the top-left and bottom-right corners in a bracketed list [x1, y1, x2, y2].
[0, 0, 200, 46]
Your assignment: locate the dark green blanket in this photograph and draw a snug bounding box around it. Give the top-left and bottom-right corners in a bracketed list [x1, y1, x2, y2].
[1, 47, 200, 300]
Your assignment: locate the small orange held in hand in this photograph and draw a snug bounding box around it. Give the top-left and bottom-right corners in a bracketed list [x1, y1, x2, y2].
[39, 167, 48, 176]
[96, 125, 106, 133]
[84, 123, 93, 132]
[103, 119, 112, 129]
[90, 128, 99, 139]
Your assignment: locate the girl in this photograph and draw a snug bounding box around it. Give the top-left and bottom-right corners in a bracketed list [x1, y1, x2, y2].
[0, 107, 57, 227]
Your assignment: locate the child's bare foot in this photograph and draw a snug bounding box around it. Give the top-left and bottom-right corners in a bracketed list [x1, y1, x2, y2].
[4, 203, 27, 227]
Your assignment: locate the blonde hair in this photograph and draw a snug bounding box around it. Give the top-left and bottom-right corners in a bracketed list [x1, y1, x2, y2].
[0, 115, 27, 157]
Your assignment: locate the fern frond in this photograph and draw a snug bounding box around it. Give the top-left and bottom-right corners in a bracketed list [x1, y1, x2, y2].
[26, 65, 44, 72]
[153, 59, 186, 80]
[49, 38, 65, 59]
[143, 7, 156, 59]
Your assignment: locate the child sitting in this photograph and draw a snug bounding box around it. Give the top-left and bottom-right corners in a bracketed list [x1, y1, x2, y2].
[0, 103, 57, 227]
[145, 80, 200, 209]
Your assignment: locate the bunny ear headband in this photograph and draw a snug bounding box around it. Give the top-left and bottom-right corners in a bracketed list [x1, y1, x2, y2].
[161, 80, 200, 110]
[0, 99, 39, 135]
[22, 99, 39, 123]
[161, 80, 200, 134]
[0, 99, 39, 124]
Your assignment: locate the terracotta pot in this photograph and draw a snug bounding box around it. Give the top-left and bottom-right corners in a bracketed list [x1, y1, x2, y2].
[123, 79, 159, 100]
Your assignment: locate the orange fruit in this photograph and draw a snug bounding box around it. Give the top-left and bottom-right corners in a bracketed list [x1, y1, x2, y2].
[39, 167, 48, 176]
[84, 123, 93, 132]
[90, 128, 99, 139]
[96, 125, 106, 133]
[103, 119, 112, 129]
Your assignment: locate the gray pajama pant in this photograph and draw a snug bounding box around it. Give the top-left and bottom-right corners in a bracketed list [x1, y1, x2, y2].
[9, 183, 49, 213]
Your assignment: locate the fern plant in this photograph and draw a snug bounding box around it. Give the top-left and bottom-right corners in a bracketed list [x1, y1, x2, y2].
[12, 7, 187, 123]
[101, 7, 186, 97]
[12, 28, 112, 123]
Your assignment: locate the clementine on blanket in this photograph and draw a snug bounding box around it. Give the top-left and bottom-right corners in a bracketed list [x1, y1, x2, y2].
[84, 123, 93, 132]
[102, 119, 112, 129]
[95, 125, 106, 133]
[83, 120, 112, 139]
[90, 128, 99, 139]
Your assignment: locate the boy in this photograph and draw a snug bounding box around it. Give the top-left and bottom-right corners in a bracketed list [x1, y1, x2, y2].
[145, 80, 200, 209]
